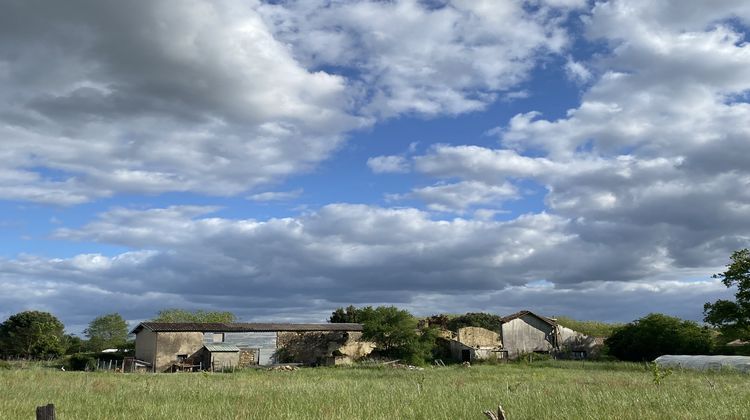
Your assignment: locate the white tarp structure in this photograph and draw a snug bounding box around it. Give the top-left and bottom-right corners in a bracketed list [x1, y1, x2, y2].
[654, 355, 750, 373]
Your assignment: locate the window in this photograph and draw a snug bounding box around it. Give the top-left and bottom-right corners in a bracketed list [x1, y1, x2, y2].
[176, 354, 188, 362]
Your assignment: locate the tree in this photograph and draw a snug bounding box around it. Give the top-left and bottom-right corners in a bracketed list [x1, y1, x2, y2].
[605, 313, 714, 361]
[84, 313, 129, 352]
[330, 305, 435, 364]
[62, 334, 85, 355]
[445, 312, 504, 333]
[151, 309, 237, 323]
[329, 305, 365, 323]
[0, 311, 65, 358]
[704, 248, 750, 341]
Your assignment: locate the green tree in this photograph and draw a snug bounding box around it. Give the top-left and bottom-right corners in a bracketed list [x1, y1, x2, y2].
[330, 305, 436, 364]
[152, 309, 237, 323]
[605, 313, 714, 361]
[329, 305, 365, 323]
[0, 311, 65, 358]
[704, 248, 750, 341]
[84, 313, 129, 352]
[62, 334, 85, 355]
[357, 306, 435, 365]
[445, 312, 504, 333]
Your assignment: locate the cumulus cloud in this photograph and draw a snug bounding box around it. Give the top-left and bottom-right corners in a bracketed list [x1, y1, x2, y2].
[0, 0, 576, 205]
[258, 0, 571, 117]
[390, 181, 518, 213]
[389, 0, 750, 293]
[3, 0, 749, 328]
[564, 56, 593, 83]
[367, 155, 411, 174]
[248, 189, 303, 202]
[1, 204, 733, 329]
[0, 0, 369, 204]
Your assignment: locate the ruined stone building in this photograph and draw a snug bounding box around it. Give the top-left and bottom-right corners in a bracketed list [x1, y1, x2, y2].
[448, 326, 504, 362]
[441, 310, 603, 362]
[131, 322, 374, 372]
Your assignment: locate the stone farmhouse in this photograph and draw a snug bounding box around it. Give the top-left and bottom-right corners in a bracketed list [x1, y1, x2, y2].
[131, 310, 602, 371]
[444, 310, 603, 362]
[131, 322, 374, 372]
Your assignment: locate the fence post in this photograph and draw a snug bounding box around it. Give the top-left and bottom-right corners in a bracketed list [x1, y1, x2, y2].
[36, 403, 55, 420]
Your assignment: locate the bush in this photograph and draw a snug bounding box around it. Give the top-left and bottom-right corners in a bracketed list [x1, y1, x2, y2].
[606, 313, 714, 361]
[445, 313, 503, 333]
[67, 353, 97, 371]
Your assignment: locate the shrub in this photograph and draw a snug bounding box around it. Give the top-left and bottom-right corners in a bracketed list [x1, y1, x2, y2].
[67, 353, 97, 371]
[606, 313, 714, 361]
[445, 313, 503, 333]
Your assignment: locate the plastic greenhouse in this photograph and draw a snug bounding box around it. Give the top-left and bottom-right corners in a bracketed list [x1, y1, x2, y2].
[654, 355, 750, 372]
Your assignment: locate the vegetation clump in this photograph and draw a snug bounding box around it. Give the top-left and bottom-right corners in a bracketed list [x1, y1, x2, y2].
[330, 305, 437, 365]
[606, 313, 714, 361]
[704, 248, 750, 343]
[0, 311, 65, 359]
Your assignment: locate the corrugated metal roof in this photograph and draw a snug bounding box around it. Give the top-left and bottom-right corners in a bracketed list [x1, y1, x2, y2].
[203, 343, 240, 352]
[500, 310, 557, 326]
[131, 322, 363, 334]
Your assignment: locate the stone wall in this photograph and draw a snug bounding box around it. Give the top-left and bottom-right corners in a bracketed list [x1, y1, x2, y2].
[276, 331, 374, 365]
[154, 332, 204, 372]
[557, 326, 603, 358]
[456, 327, 502, 348]
[238, 348, 258, 367]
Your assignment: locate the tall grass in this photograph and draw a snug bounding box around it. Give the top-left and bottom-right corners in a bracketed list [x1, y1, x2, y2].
[0, 361, 747, 419]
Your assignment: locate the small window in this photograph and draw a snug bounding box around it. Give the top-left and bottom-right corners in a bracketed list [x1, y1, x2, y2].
[176, 354, 188, 362]
[572, 351, 587, 360]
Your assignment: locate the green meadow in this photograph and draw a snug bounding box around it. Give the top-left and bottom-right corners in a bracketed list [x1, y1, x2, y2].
[1, 361, 748, 420]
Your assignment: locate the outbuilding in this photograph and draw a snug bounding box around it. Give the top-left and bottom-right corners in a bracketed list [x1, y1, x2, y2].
[201, 343, 241, 371]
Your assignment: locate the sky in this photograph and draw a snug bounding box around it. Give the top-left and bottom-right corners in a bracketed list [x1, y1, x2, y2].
[1, 0, 749, 334]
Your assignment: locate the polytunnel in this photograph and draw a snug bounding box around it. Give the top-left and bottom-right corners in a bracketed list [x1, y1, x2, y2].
[653, 355, 750, 372]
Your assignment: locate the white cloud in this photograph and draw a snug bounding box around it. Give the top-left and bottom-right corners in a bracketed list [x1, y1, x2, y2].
[248, 189, 303, 202]
[564, 56, 593, 83]
[258, 0, 571, 117]
[393, 181, 518, 213]
[394, 0, 750, 280]
[0, 1, 363, 204]
[1, 203, 734, 328]
[0, 0, 579, 204]
[367, 155, 411, 174]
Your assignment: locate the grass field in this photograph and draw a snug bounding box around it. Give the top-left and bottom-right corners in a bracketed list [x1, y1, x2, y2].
[1, 361, 748, 419]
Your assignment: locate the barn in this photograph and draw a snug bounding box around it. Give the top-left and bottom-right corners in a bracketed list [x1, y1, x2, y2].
[499, 310, 603, 360]
[131, 322, 374, 372]
[499, 311, 559, 359]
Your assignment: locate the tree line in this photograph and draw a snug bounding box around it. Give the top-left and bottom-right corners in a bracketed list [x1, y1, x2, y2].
[0, 309, 236, 359]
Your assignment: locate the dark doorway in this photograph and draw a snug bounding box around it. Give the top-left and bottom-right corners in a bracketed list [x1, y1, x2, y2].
[461, 349, 471, 362]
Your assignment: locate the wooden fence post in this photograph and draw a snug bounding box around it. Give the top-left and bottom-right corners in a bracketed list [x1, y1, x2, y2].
[483, 404, 507, 420]
[36, 403, 55, 420]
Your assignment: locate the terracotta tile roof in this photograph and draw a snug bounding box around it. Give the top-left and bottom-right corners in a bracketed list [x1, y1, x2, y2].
[131, 322, 363, 334]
